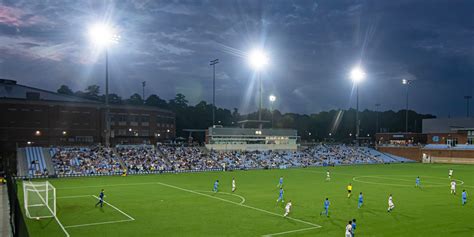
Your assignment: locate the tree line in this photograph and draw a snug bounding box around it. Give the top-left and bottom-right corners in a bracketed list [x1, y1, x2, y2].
[57, 84, 435, 142]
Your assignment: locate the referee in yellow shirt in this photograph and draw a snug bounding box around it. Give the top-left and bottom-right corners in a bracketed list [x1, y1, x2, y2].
[347, 183, 353, 198]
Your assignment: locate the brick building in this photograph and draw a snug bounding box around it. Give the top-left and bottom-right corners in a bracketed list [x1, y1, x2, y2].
[0, 79, 175, 149]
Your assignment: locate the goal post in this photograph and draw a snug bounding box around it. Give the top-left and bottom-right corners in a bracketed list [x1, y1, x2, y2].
[23, 181, 56, 219]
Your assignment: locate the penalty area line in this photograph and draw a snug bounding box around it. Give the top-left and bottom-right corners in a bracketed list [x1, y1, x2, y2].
[92, 195, 135, 221]
[155, 182, 321, 229]
[262, 226, 321, 237]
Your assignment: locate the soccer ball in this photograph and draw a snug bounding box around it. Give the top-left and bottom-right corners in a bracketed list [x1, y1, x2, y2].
[36, 217, 40, 221]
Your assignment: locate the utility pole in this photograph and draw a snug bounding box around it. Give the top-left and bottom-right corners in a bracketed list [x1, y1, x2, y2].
[210, 59, 219, 127]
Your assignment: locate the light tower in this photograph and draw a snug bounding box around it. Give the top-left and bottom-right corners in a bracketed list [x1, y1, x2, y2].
[248, 49, 269, 128]
[269, 95, 276, 128]
[350, 66, 366, 141]
[88, 23, 120, 147]
[402, 79, 413, 133]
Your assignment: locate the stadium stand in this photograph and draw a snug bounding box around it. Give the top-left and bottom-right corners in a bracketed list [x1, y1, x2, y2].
[18, 144, 413, 178]
[25, 147, 48, 177]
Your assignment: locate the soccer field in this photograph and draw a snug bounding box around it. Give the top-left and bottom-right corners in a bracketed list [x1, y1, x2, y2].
[19, 163, 474, 237]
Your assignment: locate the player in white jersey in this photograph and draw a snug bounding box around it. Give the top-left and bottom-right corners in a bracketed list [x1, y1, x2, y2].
[232, 177, 236, 192]
[345, 221, 353, 237]
[450, 180, 456, 195]
[449, 169, 453, 179]
[283, 200, 292, 217]
[326, 170, 330, 181]
[387, 194, 395, 212]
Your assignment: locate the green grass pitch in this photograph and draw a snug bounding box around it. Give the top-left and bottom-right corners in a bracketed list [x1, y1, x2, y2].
[19, 163, 474, 237]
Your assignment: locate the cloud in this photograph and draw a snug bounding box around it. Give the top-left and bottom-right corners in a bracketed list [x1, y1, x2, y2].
[0, 5, 50, 27]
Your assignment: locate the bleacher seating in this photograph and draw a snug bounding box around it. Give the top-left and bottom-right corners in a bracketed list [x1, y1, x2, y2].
[20, 144, 414, 178]
[25, 147, 48, 176]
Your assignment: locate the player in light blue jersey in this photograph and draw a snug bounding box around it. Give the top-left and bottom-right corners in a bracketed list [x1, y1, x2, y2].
[462, 190, 467, 206]
[213, 180, 219, 193]
[277, 176, 284, 188]
[320, 198, 330, 217]
[276, 188, 284, 203]
[415, 176, 421, 188]
[358, 192, 363, 208]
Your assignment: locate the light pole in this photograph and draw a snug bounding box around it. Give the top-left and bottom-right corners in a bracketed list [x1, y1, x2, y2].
[88, 23, 119, 147]
[464, 96, 472, 117]
[402, 79, 413, 133]
[375, 103, 381, 133]
[248, 49, 269, 128]
[269, 95, 276, 128]
[210, 59, 219, 127]
[350, 66, 366, 142]
[142, 81, 146, 103]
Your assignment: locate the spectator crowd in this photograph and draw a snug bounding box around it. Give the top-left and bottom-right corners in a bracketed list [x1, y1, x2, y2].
[43, 144, 402, 176]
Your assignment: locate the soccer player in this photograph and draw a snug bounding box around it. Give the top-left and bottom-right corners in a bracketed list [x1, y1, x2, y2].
[358, 192, 363, 208]
[276, 188, 284, 203]
[326, 170, 330, 181]
[415, 176, 421, 188]
[213, 180, 219, 193]
[277, 176, 284, 188]
[345, 220, 353, 237]
[320, 198, 330, 217]
[387, 194, 395, 212]
[347, 183, 353, 198]
[352, 219, 357, 237]
[95, 189, 105, 208]
[283, 200, 292, 217]
[462, 190, 467, 205]
[232, 177, 236, 192]
[449, 169, 453, 179]
[450, 180, 456, 195]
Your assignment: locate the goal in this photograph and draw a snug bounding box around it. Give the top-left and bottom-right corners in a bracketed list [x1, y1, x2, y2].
[23, 181, 56, 219]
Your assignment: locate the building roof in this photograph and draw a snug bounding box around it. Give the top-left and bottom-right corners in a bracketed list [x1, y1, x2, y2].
[0, 79, 174, 115]
[0, 79, 99, 103]
[209, 127, 297, 136]
[422, 118, 474, 133]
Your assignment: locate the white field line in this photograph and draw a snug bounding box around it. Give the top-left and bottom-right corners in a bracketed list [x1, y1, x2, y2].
[196, 190, 246, 204]
[62, 195, 135, 229]
[57, 182, 158, 190]
[64, 219, 134, 229]
[57, 195, 93, 199]
[92, 195, 135, 221]
[156, 182, 321, 228]
[262, 226, 321, 237]
[28, 181, 70, 237]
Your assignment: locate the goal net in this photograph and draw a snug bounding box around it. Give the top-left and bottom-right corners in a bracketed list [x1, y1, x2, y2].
[23, 181, 56, 219]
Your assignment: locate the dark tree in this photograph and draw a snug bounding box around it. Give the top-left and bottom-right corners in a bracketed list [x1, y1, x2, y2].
[57, 85, 73, 95]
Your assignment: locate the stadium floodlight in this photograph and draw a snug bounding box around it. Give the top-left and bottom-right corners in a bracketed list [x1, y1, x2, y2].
[402, 79, 413, 133]
[88, 23, 119, 47]
[350, 66, 366, 83]
[248, 49, 269, 71]
[88, 22, 120, 148]
[269, 95, 276, 102]
[248, 49, 269, 127]
[269, 95, 276, 128]
[350, 65, 365, 142]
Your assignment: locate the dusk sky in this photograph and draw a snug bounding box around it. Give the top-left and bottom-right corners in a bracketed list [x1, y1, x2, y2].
[0, 0, 473, 117]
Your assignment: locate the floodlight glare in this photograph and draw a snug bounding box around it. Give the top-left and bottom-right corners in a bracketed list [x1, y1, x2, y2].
[350, 66, 366, 83]
[402, 79, 408, 85]
[88, 23, 119, 47]
[248, 49, 269, 70]
[269, 95, 276, 102]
